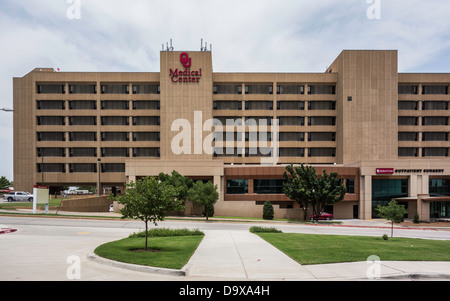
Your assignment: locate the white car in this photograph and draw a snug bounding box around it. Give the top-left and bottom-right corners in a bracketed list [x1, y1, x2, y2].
[3, 191, 33, 202]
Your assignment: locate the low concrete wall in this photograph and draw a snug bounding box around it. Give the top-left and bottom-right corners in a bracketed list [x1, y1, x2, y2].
[61, 195, 112, 212]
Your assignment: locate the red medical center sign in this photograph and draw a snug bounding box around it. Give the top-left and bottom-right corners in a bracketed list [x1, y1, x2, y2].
[376, 168, 394, 174]
[170, 52, 202, 83]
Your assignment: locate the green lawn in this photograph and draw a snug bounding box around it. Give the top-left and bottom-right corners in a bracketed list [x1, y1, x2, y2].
[94, 230, 204, 270]
[256, 233, 450, 265]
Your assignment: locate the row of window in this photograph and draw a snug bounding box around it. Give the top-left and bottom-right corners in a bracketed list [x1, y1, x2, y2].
[37, 84, 160, 95]
[214, 132, 335, 142]
[213, 116, 336, 126]
[37, 132, 160, 142]
[398, 147, 450, 157]
[213, 147, 336, 158]
[226, 178, 355, 195]
[37, 116, 160, 126]
[398, 132, 449, 141]
[213, 84, 336, 95]
[37, 147, 160, 158]
[399, 85, 449, 95]
[37, 100, 160, 110]
[398, 116, 450, 126]
[213, 101, 335, 111]
[37, 163, 125, 173]
[399, 101, 449, 110]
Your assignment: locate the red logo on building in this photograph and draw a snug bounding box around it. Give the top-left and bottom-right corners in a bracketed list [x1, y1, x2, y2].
[376, 168, 394, 174]
[180, 52, 192, 68]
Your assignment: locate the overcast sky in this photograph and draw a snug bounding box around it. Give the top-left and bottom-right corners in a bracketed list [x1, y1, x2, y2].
[1, 0, 450, 182]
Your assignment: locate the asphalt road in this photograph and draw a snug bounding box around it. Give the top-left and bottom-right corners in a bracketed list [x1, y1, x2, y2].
[1, 215, 449, 282]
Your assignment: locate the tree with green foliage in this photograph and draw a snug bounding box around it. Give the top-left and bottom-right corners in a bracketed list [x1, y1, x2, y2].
[263, 201, 274, 220]
[0, 176, 12, 189]
[376, 200, 408, 237]
[110, 177, 184, 250]
[158, 170, 193, 201]
[187, 180, 219, 221]
[283, 164, 346, 222]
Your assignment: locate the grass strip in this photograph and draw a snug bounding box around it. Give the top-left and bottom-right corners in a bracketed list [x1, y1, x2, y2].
[256, 233, 450, 265]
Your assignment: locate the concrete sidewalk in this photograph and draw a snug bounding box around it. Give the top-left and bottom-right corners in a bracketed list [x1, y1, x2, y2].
[183, 229, 450, 281]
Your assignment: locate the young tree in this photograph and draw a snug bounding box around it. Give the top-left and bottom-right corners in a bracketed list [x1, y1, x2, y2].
[187, 180, 219, 221]
[111, 177, 184, 250]
[158, 170, 193, 201]
[283, 164, 346, 222]
[376, 200, 408, 237]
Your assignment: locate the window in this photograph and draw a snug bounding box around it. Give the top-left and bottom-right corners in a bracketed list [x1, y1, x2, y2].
[37, 100, 65, 110]
[213, 101, 242, 110]
[398, 117, 418, 126]
[37, 163, 66, 173]
[398, 85, 418, 95]
[346, 179, 355, 194]
[245, 85, 273, 94]
[69, 148, 97, 157]
[69, 163, 97, 173]
[245, 147, 273, 157]
[398, 101, 418, 110]
[132, 84, 160, 94]
[277, 85, 305, 95]
[133, 101, 160, 110]
[308, 101, 335, 110]
[422, 101, 448, 110]
[279, 148, 304, 157]
[308, 132, 336, 142]
[213, 84, 242, 94]
[279, 132, 304, 141]
[422, 132, 448, 141]
[422, 85, 448, 95]
[245, 101, 273, 110]
[101, 148, 129, 157]
[133, 132, 160, 141]
[69, 100, 97, 110]
[308, 117, 336, 126]
[132, 116, 160, 126]
[277, 101, 304, 110]
[101, 132, 129, 141]
[101, 84, 129, 94]
[372, 179, 408, 218]
[37, 132, 65, 141]
[226, 179, 248, 194]
[429, 179, 450, 197]
[213, 117, 242, 126]
[37, 84, 65, 94]
[422, 117, 448, 126]
[69, 84, 96, 94]
[37, 116, 65, 126]
[308, 85, 335, 95]
[101, 100, 129, 110]
[278, 116, 304, 126]
[422, 148, 448, 157]
[133, 148, 160, 157]
[69, 116, 97, 126]
[213, 147, 242, 157]
[254, 179, 284, 194]
[398, 132, 418, 141]
[37, 148, 65, 157]
[69, 132, 97, 141]
[101, 163, 125, 173]
[308, 148, 336, 157]
[101, 116, 129, 126]
[244, 117, 272, 126]
[398, 147, 418, 157]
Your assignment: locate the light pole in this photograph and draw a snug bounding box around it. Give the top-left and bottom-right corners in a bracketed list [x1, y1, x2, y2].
[1, 108, 13, 112]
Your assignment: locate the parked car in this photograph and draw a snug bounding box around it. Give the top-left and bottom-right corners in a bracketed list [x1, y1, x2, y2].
[310, 212, 334, 220]
[3, 191, 33, 202]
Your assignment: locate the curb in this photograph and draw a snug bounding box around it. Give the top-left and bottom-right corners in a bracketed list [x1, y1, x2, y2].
[87, 252, 186, 277]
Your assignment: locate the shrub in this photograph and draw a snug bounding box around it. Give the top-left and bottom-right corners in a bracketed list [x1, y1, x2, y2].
[129, 228, 204, 238]
[382, 234, 389, 240]
[249, 226, 282, 233]
[413, 213, 420, 224]
[263, 201, 274, 220]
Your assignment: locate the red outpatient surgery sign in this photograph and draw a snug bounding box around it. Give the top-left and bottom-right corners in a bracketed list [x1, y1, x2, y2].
[376, 168, 394, 174]
[170, 52, 202, 83]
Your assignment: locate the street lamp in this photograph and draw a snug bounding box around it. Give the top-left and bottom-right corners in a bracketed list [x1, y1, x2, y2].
[1, 108, 13, 112]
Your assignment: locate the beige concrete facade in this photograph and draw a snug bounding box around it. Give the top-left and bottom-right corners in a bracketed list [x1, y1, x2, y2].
[12, 49, 450, 220]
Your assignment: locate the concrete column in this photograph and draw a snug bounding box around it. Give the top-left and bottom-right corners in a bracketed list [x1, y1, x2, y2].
[360, 175, 372, 220]
[409, 175, 418, 197]
[214, 175, 222, 202]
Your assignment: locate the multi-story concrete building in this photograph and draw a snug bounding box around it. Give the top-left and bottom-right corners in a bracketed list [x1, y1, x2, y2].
[13, 49, 450, 220]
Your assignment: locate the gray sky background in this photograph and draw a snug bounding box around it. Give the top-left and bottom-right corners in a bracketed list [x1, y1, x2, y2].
[1, 0, 450, 182]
